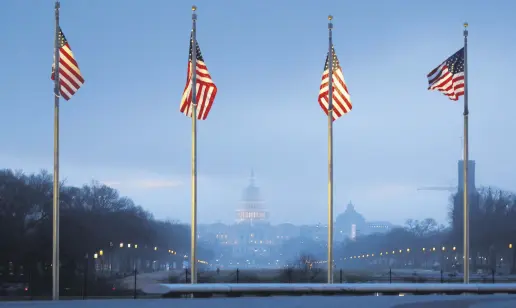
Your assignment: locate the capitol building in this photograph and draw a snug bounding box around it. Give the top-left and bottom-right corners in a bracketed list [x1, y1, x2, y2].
[197, 171, 394, 268]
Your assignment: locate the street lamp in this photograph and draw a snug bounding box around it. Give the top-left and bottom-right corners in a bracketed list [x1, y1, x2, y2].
[120, 242, 124, 248]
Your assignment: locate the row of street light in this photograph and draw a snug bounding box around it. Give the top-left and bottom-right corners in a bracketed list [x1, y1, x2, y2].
[312, 243, 514, 264]
[89, 242, 515, 265]
[343, 246, 454, 261]
[90, 242, 209, 264]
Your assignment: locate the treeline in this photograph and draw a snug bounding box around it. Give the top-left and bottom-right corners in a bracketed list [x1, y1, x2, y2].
[339, 187, 516, 272]
[0, 169, 207, 279]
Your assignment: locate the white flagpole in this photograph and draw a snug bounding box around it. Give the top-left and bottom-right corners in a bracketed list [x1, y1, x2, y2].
[462, 21, 470, 284]
[326, 15, 334, 284]
[190, 5, 198, 284]
[52, 0, 61, 300]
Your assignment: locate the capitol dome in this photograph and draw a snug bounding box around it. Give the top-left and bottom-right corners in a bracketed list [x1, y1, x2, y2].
[242, 170, 262, 202]
[236, 170, 269, 223]
[335, 201, 366, 227]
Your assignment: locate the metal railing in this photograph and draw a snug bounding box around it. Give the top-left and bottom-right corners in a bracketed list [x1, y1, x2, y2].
[143, 282, 516, 297]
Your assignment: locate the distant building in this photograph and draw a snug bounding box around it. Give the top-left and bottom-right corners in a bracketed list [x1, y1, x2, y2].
[302, 203, 394, 241]
[365, 221, 393, 234]
[335, 202, 366, 241]
[198, 171, 290, 268]
[235, 170, 269, 223]
[350, 224, 357, 241]
[198, 173, 395, 267]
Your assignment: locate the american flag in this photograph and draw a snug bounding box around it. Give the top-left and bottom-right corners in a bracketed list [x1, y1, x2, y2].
[51, 27, 85, 100]
[179, 35, 217, 120]
[427, 47, 464, 101]
[318, 45, 352, 121]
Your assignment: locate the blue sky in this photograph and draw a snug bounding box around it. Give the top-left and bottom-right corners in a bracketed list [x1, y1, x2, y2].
[1, 0, 515, 226]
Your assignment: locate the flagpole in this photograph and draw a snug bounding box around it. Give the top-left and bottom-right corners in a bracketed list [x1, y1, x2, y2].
[52, 0, 61, 300]
[190, 5, 198, 284]
[462, 22, 469, 284]
[326, 15, 334, 284]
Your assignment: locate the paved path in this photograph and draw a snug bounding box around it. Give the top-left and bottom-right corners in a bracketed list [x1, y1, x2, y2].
[118, 270, 177, 290]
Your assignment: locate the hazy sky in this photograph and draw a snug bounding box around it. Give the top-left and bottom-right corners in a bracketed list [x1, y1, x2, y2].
[1, 0, 515, 226]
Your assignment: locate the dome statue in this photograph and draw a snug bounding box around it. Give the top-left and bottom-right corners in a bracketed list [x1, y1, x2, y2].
[335, 201, 366, 229]
[242, 169, 262, 202]
[236, 169, 269, 223]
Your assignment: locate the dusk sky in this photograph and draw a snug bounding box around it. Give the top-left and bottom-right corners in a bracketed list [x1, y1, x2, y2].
[1, 0, 515, 226]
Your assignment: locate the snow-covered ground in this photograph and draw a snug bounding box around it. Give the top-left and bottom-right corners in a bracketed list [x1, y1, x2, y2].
[1, 295, 516, 308]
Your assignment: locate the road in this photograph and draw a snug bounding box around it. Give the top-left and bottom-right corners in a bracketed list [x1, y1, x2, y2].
[1, 295, 516, 308]
[118, 270, 177, 290]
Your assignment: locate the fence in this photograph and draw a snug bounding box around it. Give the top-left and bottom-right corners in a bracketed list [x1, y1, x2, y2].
[0, 267, 146, 300]
[0, 267, 512, 300]
[178, 267, 505, 284]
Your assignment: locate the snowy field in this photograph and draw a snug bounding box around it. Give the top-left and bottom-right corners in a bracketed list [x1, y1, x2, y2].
[1, 295, 516, 308]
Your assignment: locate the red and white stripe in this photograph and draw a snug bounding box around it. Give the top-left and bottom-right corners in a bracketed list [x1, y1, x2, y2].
[179, 60, 217, 120]
[318, 65, 352, 121]
[51, 42, 84, 101]
[427, 64, 464, 101]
